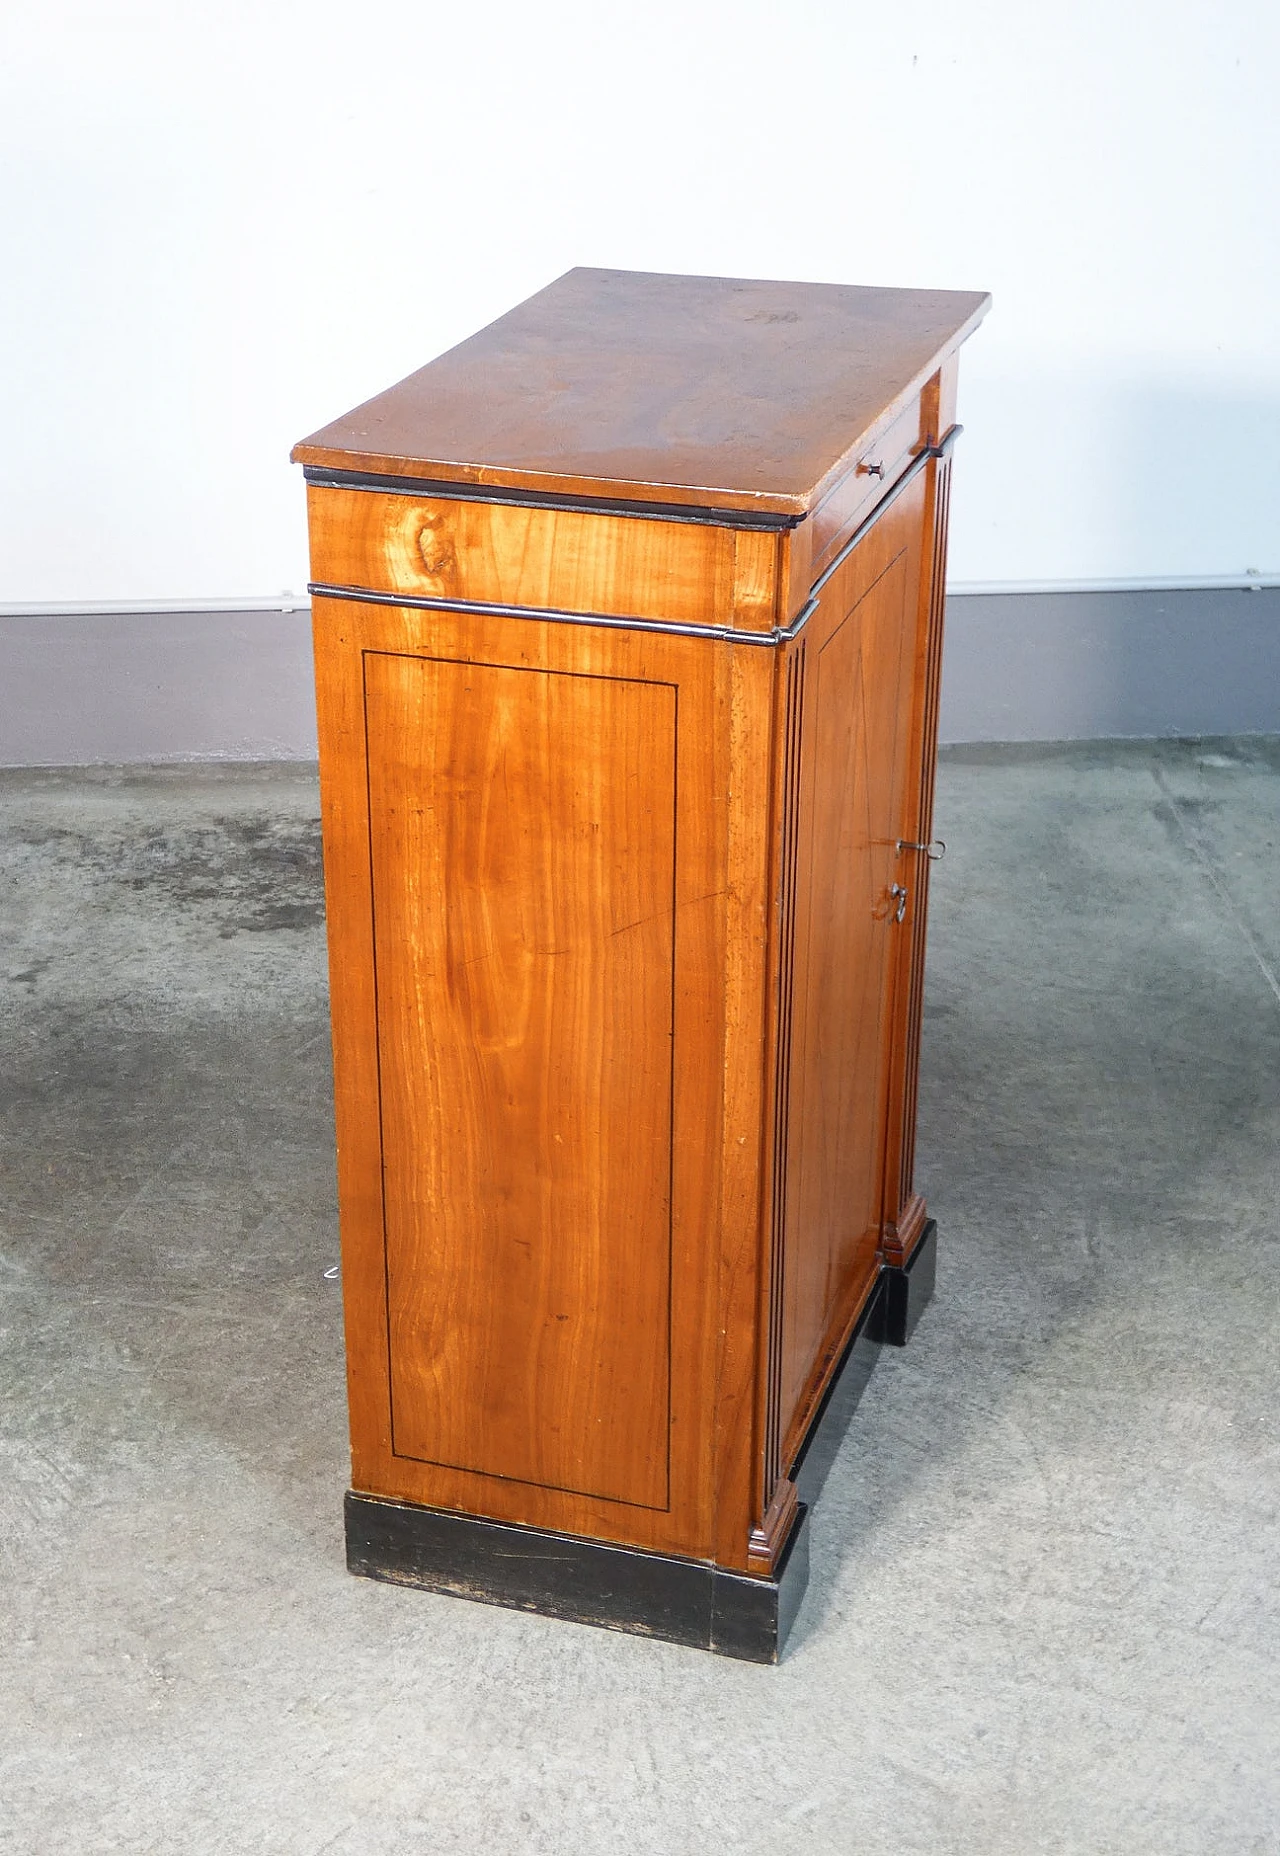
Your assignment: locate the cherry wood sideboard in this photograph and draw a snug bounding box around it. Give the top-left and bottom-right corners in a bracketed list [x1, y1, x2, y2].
[293, 268, 989, 1661]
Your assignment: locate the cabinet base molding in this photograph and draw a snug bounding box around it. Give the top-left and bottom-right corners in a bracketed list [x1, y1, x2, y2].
[344, 1232, 939, 1662]
[344, 1489, 811, 1664]
[882, 1218, 938, 1348]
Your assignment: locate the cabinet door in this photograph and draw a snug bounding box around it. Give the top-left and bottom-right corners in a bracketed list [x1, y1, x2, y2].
[775, 472, 926, 1466]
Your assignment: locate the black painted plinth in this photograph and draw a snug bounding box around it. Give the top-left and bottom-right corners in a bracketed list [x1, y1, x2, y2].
[345, 1227, 938, 1661]
[882, 1218, 938, 1347]
[346, 1490, 810, 1665]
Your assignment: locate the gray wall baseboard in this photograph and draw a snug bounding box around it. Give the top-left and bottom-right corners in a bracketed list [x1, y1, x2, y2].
[941, 585, 1280, 742]
[1, 588, 1277, 766]
[0, 609, 319, 766]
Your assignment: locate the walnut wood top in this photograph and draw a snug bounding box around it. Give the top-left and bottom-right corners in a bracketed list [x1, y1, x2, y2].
[292, 268, 989, 518]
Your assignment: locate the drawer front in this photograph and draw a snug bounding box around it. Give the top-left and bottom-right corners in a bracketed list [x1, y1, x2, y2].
[305, 485, 780, 633]
[807, 392, 927, 582]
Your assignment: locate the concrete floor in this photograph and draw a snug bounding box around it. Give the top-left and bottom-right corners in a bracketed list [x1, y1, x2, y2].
[1, 741, 1278, 1854]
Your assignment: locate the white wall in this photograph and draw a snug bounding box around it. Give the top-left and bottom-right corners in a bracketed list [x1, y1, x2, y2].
[2, 0, 1277, 607]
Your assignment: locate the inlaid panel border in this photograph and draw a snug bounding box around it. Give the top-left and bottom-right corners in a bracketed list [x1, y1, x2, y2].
[362, 647, 680, 1512]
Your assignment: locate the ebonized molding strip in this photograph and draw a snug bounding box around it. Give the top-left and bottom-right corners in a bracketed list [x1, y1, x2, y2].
[302, 465, 804, 532]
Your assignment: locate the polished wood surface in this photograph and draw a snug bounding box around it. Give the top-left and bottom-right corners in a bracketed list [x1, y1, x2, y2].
[776, 473, 927, 1474]
[882, 353, 961, 1268]
[294, 268, 989, 518]
[313, 594, 733, 1560]
[365, 652, 675, 1508]
[306, 483, 780, 632]
[300, 272, 987, 1597]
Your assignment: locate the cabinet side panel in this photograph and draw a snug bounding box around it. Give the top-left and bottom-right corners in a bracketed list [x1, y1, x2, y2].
[364, 651, 676, 1512]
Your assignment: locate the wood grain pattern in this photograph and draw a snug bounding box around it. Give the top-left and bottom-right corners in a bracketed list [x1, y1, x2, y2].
[776, 474, 927, 1470]
[313, 593, 738, 1562]
[306, 485, 781, 633]
[300, 277, 986, 1595]
[293, 268, 989, 517]
[311, 465, 941, 1569]
[763, 640, 807, 1501]
[365, 651, 676, 1509]
[708, 638, 783, 1571]
[883, 433, 956, 1268]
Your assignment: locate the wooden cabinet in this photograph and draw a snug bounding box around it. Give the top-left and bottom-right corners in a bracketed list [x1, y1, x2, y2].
[293, 268, 988, 1660]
